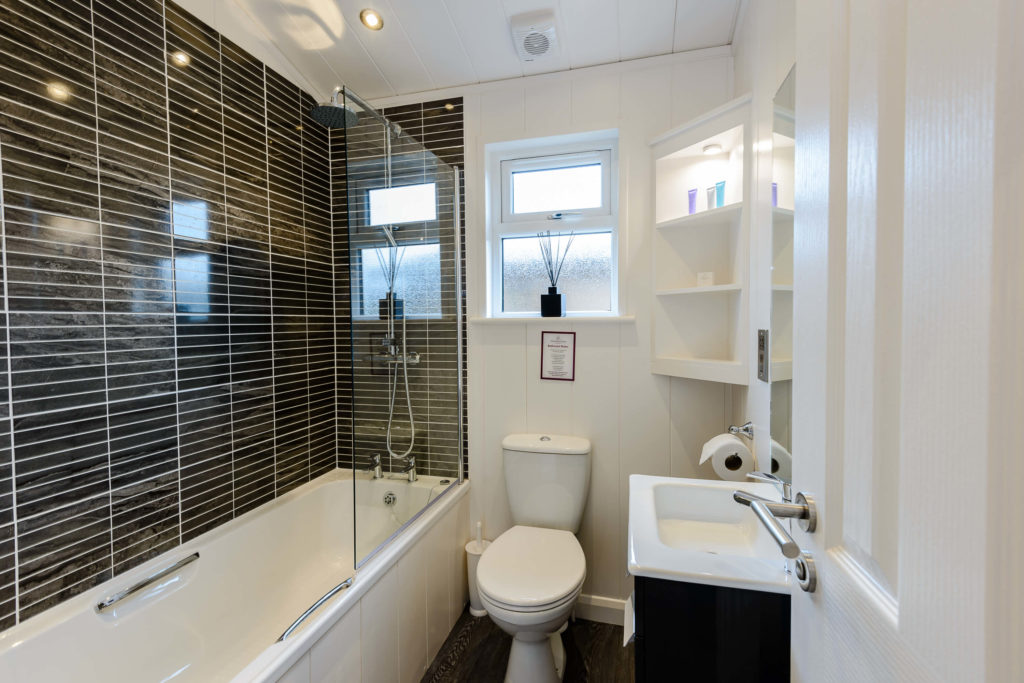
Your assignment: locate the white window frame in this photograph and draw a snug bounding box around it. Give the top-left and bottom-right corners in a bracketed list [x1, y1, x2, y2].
[486, 131, 620, 318]
[500, 150, 612, 223]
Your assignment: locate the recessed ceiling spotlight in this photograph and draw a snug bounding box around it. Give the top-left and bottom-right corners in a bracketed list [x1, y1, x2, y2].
[444, 103, 455, 111]
[170, 50, 191, 67]
[46, 82, 71, 102]
[360, 9, 383, 30]
[702, 143, 723, 155]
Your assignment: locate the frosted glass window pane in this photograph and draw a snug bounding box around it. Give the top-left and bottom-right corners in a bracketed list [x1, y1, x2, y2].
[511, 164, 602, 214]
[502, 233, 612, 313]
[360, 243, 441, 317]
[369, 183, 437, 226]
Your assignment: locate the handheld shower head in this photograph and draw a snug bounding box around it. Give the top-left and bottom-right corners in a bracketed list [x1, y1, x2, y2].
[310, 89, 359, 129]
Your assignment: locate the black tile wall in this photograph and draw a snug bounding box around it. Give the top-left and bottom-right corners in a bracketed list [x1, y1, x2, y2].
[0, 0, 339, 628]
[0, 0, 466, 632]
[331, 98, 466, 480]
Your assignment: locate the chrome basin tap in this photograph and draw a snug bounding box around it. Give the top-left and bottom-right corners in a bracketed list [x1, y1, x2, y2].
[746, 471, 792, 502]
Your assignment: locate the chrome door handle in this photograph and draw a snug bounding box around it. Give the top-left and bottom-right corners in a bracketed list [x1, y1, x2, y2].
[750, 500, 801, 558]
[734, 490, 819, 592]
[733, 490, 817, 532]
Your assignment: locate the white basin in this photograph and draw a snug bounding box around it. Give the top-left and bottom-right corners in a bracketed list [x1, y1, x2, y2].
[628, 475, 792, 593]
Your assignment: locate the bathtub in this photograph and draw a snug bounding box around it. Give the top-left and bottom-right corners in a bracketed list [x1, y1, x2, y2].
[0, 469, 470, 682]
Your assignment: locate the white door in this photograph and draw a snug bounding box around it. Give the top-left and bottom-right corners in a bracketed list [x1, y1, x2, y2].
[790, 0, 1022, 680]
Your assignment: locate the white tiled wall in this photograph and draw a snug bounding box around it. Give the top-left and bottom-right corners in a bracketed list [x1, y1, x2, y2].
[277, 492, 470, 683]
[370, 48, 744, 619]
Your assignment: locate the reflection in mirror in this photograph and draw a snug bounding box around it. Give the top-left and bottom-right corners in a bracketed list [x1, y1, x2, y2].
[770, 65, 796, 483]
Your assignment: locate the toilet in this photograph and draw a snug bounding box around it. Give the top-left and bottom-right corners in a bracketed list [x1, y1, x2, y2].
[476, 433, 591, 683]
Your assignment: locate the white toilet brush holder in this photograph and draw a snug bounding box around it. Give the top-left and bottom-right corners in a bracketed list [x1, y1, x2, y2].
[466, 538, 491, 617]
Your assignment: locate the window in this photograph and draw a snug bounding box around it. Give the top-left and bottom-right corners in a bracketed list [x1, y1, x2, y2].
[369, 182, 437, 226]
[488, 135, 618, 316]
[356, 243, 442, 319]
[351, 175, 443, 319]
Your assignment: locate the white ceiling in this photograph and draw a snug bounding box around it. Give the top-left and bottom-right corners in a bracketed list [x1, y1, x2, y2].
[177, 0, 742, 102]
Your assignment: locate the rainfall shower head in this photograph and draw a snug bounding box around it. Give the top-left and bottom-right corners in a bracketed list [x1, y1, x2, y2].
[310, 90, 359, 129]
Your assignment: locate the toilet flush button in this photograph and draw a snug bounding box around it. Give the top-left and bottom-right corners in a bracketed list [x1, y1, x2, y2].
[540, 436, 551, 441]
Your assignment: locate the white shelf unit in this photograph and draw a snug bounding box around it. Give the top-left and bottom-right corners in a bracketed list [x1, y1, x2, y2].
[649, 96, 752, 384]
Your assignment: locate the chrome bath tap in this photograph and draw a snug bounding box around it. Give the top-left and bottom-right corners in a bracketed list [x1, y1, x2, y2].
[360, 453, 383, 479]
[395, 457, 417, 483]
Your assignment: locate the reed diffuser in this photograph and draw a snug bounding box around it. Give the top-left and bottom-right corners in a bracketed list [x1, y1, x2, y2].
[376, 244, 406, 320]
[537, 230, 575, 317]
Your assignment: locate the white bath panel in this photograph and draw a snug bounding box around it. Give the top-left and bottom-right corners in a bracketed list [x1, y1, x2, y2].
[310, 602, 361, 683]
[425, 513, 455, 660]
[360, 566, 400, 683]
[277, 654, 310, 683]
[452, 493, 471, 620]
[398, 538, 429, 683]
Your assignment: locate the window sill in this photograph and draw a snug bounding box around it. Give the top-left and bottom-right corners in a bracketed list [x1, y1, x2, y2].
[469, 315, 635, 325]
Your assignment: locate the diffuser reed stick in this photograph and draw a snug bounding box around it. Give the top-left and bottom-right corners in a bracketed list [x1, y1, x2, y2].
[375, 243, 407, 293]
[537, 230, 575, 288]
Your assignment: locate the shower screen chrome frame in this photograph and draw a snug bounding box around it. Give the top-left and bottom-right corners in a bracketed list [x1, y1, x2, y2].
[343, 86, 465, 569]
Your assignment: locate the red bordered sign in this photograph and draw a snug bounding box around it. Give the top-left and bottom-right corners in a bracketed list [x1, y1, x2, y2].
[540, 331, 576, 381]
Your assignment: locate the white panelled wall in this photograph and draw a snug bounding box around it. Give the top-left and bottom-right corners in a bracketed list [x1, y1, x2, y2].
[372, 48, 740, 621]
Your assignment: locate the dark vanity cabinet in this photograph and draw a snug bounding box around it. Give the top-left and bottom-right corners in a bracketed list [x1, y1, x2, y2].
[633, 576, 790, 682]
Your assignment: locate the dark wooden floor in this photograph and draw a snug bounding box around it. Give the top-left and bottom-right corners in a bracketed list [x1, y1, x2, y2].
[422, 607, 634, 683]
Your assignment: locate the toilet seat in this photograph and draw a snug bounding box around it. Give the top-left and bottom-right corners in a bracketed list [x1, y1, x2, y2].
[477, 525, 586, 612]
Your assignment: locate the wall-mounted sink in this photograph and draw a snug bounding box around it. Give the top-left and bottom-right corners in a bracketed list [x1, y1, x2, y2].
[628, 475, 792, 593]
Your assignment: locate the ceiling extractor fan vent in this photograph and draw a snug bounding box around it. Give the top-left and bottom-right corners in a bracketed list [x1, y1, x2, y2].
[510, 10, 558, 62]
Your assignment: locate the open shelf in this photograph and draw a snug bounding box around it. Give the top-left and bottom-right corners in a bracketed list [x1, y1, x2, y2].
[651, 357, 748, 385]
[650, 96, 751, 384]
[656, 284, 742, 296]
[770, 359, 792, 382]
[656, 203, 743, 232]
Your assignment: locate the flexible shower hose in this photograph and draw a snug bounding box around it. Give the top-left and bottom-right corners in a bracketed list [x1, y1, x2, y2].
[385, 298, 415, 460]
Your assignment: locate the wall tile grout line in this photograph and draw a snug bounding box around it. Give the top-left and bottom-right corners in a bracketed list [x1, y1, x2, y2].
[216, 27, 237, 521]
[262, 62, 278, 505]
[0, 39, 19, 630]
[87, 0, 116, 585]
[161, 0, 185, 553]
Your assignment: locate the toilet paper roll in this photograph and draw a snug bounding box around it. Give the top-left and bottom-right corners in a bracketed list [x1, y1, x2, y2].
[770, 439, 792, 482]
[699, 433, 757, 482]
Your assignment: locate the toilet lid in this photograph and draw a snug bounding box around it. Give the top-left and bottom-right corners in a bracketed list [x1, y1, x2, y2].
[476, 526, 586, 609]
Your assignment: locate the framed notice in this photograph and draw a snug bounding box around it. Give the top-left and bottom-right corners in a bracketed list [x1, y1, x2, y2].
[540, 331, 576, 381]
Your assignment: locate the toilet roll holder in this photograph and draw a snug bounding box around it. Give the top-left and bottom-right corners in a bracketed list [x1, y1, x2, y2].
[728, 421, 754, 439]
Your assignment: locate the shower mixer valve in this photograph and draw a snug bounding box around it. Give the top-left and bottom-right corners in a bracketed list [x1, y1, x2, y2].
[377, 339, 420, 365]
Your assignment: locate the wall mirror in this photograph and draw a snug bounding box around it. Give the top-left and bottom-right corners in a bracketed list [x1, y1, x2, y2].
[769, 65, 795, 482]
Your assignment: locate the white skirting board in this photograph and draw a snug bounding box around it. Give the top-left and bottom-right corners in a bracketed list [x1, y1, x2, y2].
[573, 594, 628, 627]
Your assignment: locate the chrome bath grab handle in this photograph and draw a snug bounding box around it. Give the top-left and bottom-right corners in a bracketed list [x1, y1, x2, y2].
[278, 577, 354, 642]
[95, 552, 199, 613]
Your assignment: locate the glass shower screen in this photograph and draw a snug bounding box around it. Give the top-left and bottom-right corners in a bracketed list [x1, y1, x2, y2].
[340, 91, 464, 566]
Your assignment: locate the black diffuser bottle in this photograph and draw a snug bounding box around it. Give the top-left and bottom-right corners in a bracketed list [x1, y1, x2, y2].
[379, 292, 404, 320]
[538, 230, 575, 318]
[541, 286, 565, 317]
